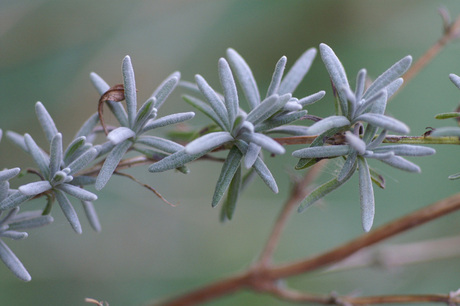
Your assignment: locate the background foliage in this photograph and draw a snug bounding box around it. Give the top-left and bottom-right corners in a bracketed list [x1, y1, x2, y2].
[1, 0, 460, 305]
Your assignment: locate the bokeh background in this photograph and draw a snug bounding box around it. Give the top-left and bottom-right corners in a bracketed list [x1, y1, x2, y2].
[1, 0, 460, 305]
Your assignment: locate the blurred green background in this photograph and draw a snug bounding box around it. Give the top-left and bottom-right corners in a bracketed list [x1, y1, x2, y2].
[1, 0, 460, 305]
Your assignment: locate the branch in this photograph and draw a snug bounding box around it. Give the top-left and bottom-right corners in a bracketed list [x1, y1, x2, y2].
[402, 9, 460, 87]
[257, 160, 327, 267]
[327, 234, 460, 272]
[266, 285, 460, 305]
[266, 192, 460, 279]
[157, 193, 460, 305]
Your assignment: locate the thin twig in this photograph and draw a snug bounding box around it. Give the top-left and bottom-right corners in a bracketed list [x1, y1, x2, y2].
[113, 171, 176, 207]
[257, 160, 327, 267]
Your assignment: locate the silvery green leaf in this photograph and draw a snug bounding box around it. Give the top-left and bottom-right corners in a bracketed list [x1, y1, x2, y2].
[231, 114, 247, 135]
[386, 78, 403, 98]
[431, 127, 460, 136]
[0, 168, 20, 182]
[8, 214, 53, 231]
[236, 141, 278, 193]
[278, 48, 316, 95]
[319, 43, 350, 116]
[358, 157, 375, 232]
[255, 110, 308, 132]
[54, 189, 82, 234]
[306, 116, 350, 135]
[195, 75, 230, 130]
[49, 133, 62, 178]
[244, 143, 261, 169]
[95, 141, 131, 190]
[18, 181, 52, 196]
[237, 121, 254, 135]
[35, 102, 58, 144]
[81, 201, 101, 232]
[151, 71, 180, 109]
[0, 239, 31, 281]
[218, 58, 238, 126]
[63, 136, 86, 165]
[266, 56, 287, 97]
[122, 55, 137, 128]
[246, 94, 290, 125]
[366, 129, 388, 150]
[133, 98, 155, 133]
[0, 182, 9, 202]
[373, 145, 435, 156]
[223, 165, 241, 220]
[345, 132, 366, 154]
[295, 127, 343, 170]
[185, 131, 233, 155]
[252, 158, 278, 193]
[363, 55, 412, 100]
[449, 73, 460, 89]
[293, 144, 349, 158]
[67, 148, 98, 175]
[356, 113, 409, 134]
[137, 136, 184, 154]
[265, 125, 309, 136]
[0, 192, 32, 210]
[95, 141, 115, 157]
[337, 151, 357, 181]
[24, 134, 50, 179]
[362, 91, 388, 144]
[283, 101, 302, 112]
[298, 161, 357, 213]
[1, 231, 27, 240]
[89, 72, 110, 94]
[364, 151, 394, 160]
[355, 69, 367, 102]
[448, 172, 460, 180]
[355, 90, 386, 117]
[75, 113, 99, 139]
[148, 150, 202, 173]
[240, 132, 285, 155]
[0, 207, 18, 226]
[380, 155, 421, 172]
[57, 184, 97, 201]
[183, 95, 226, 130]
[70, 176, 96, 186]
[107, 127, 135, 145]
[142, 112, 195, 133]
[298, 91, 326, 107]
[6, 131, 27, 152]
[226, 48, 260, 110]
[179, 80, 201, 94]
[212, 146, 243, 207]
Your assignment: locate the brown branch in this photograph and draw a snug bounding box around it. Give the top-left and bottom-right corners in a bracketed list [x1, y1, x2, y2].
[266, 285, 460, 305]
[257, 160, 327, 267]
[402, 10, 460, 88]
[157, 193, 460, 305]
[327, 234, 460, 272]
[266, 192, 460, 280]
[159, 273, 251, 306]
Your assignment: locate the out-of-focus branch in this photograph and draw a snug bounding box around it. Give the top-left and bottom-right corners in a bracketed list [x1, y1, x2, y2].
[402, 8, 460, 87]
[327, 234, 460, 272]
